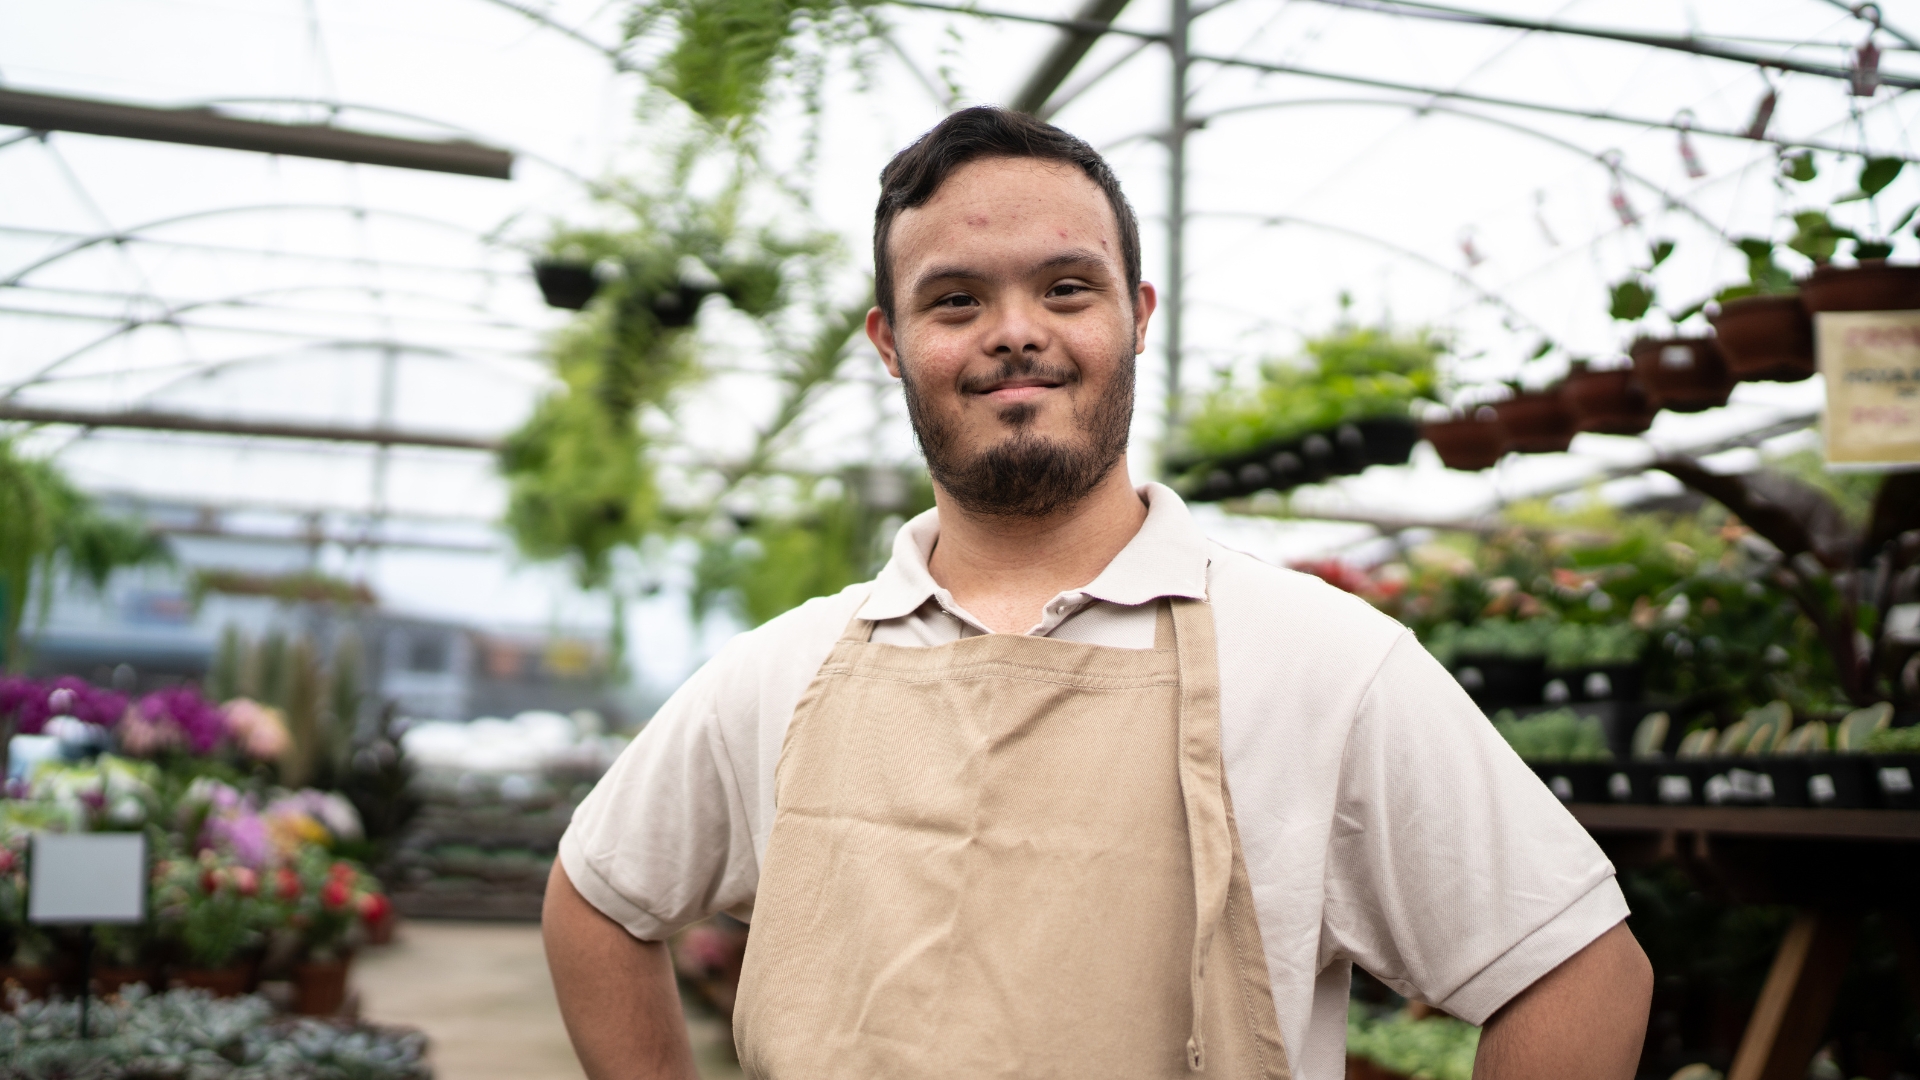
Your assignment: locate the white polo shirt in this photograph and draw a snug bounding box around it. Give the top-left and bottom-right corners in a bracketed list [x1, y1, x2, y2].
[561, 483, 1626, 1080]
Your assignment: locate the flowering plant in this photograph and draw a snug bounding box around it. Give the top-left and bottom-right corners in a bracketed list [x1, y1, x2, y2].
[0, 675, 128, 735]
[22, 756, 158, 832]
[119, 686, 229, 758]
[283, 848, 387, 961]
[220, 699, 290, 762]
[152, 850, 275, 969]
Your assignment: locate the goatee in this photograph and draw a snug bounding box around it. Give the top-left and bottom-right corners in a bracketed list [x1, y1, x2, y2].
[900, 349, 1134, 518]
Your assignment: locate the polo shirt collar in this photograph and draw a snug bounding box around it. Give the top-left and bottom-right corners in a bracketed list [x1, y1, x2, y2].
[856, 482, 1211, 623]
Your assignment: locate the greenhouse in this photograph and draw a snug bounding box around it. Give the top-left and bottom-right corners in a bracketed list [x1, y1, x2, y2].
[2, 1, 1918, 1078]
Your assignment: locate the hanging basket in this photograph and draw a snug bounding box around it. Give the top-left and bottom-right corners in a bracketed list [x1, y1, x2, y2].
[1491, 390, 1576, 453]
[1628, 337, 1733, 413]
[1710, 294, 1815, 382]
[1561, 365, 1653, 435]
[1421, 412, 1507, 471]
[1799, 261, 1920, 313]
[532, 260, 600, 310]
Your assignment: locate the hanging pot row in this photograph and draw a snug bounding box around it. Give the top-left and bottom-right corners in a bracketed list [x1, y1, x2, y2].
[1425, 261, 1920, 471]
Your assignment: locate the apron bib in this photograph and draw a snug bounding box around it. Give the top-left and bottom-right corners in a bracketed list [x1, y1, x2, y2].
[734, 598, 1290, 1079]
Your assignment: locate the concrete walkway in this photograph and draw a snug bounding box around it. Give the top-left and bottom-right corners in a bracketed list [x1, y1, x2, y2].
[356, 920, 741, 1080]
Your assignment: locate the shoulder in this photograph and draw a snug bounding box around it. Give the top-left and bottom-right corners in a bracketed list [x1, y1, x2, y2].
[1204, 540, 1410, 668]
[698, 582, 873, 722]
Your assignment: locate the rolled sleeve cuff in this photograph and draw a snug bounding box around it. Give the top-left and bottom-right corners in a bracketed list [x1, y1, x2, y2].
[1436, 875, 1631, 1025]
[558, 826, 673, 942]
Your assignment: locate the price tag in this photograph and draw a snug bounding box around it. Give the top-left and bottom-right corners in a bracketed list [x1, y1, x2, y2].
[29, 833, 146, 925]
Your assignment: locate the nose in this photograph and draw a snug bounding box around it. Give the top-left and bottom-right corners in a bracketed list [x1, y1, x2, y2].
[983, 294, 1051, 357]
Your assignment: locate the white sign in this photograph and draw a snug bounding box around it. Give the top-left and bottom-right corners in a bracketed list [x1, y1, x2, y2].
[28, 833, 146, 925]
[1816, 310, 1920, 466]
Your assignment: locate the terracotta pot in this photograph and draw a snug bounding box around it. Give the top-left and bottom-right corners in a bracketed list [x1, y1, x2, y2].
[293, 957, 353, 1016]
[1711, 294, 1815, 381]
[1491, 390, 1576, 453]
[93, 966, 161, 997]
[1561, 365, 1653, 434]
[0, 965, 55, 1008]
[1421, 413, 1506, 471]
[172, 964, 254, 998]
[1629, 337, 1733, 413]
[1799, 261, 1920, 312]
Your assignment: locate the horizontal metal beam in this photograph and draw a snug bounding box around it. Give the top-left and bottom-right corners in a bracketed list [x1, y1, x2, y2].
[157, 521, 501, 553]
[1012, 0, 1136, 114]
[1293, 0, 1920, 91]
[0, 402, 502, 451]
[0, 89, 514, 179]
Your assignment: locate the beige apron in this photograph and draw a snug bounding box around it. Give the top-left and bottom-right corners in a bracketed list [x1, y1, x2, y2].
[734, 598, 1290, 1079]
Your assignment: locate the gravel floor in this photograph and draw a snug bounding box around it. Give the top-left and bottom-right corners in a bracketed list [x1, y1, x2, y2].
[355, 920, 742, 1080]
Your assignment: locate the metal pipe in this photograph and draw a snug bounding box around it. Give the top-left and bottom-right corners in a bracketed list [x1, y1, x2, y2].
[0, 89, 514, 178]
[1012, 0, 1137, 114]
[1164, 0, 1191, 467]
[0, 402, 501, 451]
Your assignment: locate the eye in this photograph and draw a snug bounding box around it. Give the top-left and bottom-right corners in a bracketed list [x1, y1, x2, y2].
[1047, 282, 1089, 298]
[934, 293, 977, 308]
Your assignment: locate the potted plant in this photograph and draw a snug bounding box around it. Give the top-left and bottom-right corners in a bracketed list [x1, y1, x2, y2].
[1490, 384, 1575, 454]
[1561, 359, 1655, 435]
[1421, 407, 1507, 471]
[286, 852, 386, 1016]
[1544, 622, 1646, 704]
[1863, 711, 1919, 809]
[1708, 238, 1813, 382]
[1610, 239, 1736, 412]
[92, 922, 160, 997]
[1794, 155, 1920, 313]
[1493, 707, 1611, 803]
[532, 259, 600, 311]
[1437, 618, 1548, 707]
[0, 840, 55, 1007]
[155, 853, 266, 996]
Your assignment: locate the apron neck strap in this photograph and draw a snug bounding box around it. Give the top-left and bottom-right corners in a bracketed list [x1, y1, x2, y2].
[1153, 599, 1176, 650]
[1169, 595, 1229, 1072]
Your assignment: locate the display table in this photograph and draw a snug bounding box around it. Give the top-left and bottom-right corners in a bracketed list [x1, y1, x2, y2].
[1570, 806, 1920, 1080]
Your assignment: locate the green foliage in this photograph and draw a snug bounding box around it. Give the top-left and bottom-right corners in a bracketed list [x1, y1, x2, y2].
[1427, 617, 1547, 661]
[0, 988, 430, 1079]
[0, 438, 170, 668]
[1545, 621, 1646, 669]
[1788, 210, 1856, 266]
[1491, 707, 1611, 761]
[1866, 723, 1920, 753]
[1782, 151, 1818, 183]
[1178, 321, 1442, 460]
[626, 0, 880, 131]
[1346, 1004, 1481, 1080]
[694, 472, 934, 626]
[1838, 157, 1904, 202]
[1715, 238, 1796, 302]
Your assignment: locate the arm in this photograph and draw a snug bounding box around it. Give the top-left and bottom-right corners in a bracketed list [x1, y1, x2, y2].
[1472, 921, 1653, 1080]
[543, 860, 700, 1080]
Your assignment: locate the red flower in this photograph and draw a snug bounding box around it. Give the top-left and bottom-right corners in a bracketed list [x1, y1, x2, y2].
[202, 869, 223, 895]
[275, 867, 302, 901]
[0, 849, 14, 874]
[328, 861, 355, 884]
[321, 879, 351, 910]
[357, 892, 391, 924]
[231, 866, 259, 897]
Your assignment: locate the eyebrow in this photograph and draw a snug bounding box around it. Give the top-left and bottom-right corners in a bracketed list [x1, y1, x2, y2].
[910, 247, 1110, 295]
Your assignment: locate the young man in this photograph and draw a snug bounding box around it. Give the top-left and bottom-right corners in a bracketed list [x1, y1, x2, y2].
[545, 106, 1652, 1080]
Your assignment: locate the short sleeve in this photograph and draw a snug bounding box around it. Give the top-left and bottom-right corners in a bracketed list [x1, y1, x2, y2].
[558, 649, 760, 941]
[1319, 632, 1628, 1024]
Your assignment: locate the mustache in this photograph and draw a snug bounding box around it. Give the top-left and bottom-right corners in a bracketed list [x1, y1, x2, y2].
[955, 356, 1080, 396]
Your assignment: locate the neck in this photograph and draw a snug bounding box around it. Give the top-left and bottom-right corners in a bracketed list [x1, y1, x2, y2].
[926, 456, 1149, 634]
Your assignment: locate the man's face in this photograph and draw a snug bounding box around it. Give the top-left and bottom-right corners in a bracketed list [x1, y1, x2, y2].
[867, 156, 1157, 518]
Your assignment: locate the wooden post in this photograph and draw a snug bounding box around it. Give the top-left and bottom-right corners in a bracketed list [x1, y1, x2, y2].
[1726, 910, 1858, 1080]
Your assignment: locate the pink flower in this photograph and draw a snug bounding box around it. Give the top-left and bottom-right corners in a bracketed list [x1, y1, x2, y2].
[222, 699, 290, 760]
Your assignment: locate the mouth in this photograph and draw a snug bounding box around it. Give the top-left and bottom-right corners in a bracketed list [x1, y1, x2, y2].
[972, 375, 1065, 405]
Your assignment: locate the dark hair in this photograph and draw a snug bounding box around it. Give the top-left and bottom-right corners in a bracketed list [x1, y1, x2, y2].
[872, 106, 1142, 324]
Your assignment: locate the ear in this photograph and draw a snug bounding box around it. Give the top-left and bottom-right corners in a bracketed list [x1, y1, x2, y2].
[866, 306, 903, 379]
[1131, 282, 1159, 354]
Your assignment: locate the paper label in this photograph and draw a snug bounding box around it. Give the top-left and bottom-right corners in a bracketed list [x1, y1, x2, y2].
[1817, 311, 1920, 465]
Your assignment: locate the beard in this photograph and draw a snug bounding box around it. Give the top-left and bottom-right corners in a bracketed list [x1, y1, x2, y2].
[900, 345, 1135, 519]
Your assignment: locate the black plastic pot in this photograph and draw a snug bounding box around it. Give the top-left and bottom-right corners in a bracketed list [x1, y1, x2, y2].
[1805, 755, 1875, 808]
[1762, 757, 1812, 808]
[1534, 761, 1609, 804]
[1546, 663, 1644, 703]
[1453, 655, 1546, 708]
[1606, 762, 1657, 804]
[533, 260, 599, 310]
[1873, 754, 1920, 809]
[1181, 415, 1420, 503]
[1356, 417, 1420, 466]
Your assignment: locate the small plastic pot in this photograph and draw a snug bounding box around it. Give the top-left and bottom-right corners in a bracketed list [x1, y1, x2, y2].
[532, 260, 599, 310]
[1799, 261, 1920, 313]
[1356, 416, 1420, 467]
[1762, 758, 1812, 808]
[1453, 655, 1546, 708]
[1562, 366, 1654, 435]
[1629, 337, 1734, 413]
[1710, 294, 1815, 382]
[1534, 761, 1610, 804]
[1491, 391, 1576, 453]
[1422, 414, 1507, 471]
[1805, 754, 1875, 808]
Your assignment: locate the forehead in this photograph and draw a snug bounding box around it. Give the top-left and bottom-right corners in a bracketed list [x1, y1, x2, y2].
[888, 156, 1122, 275]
